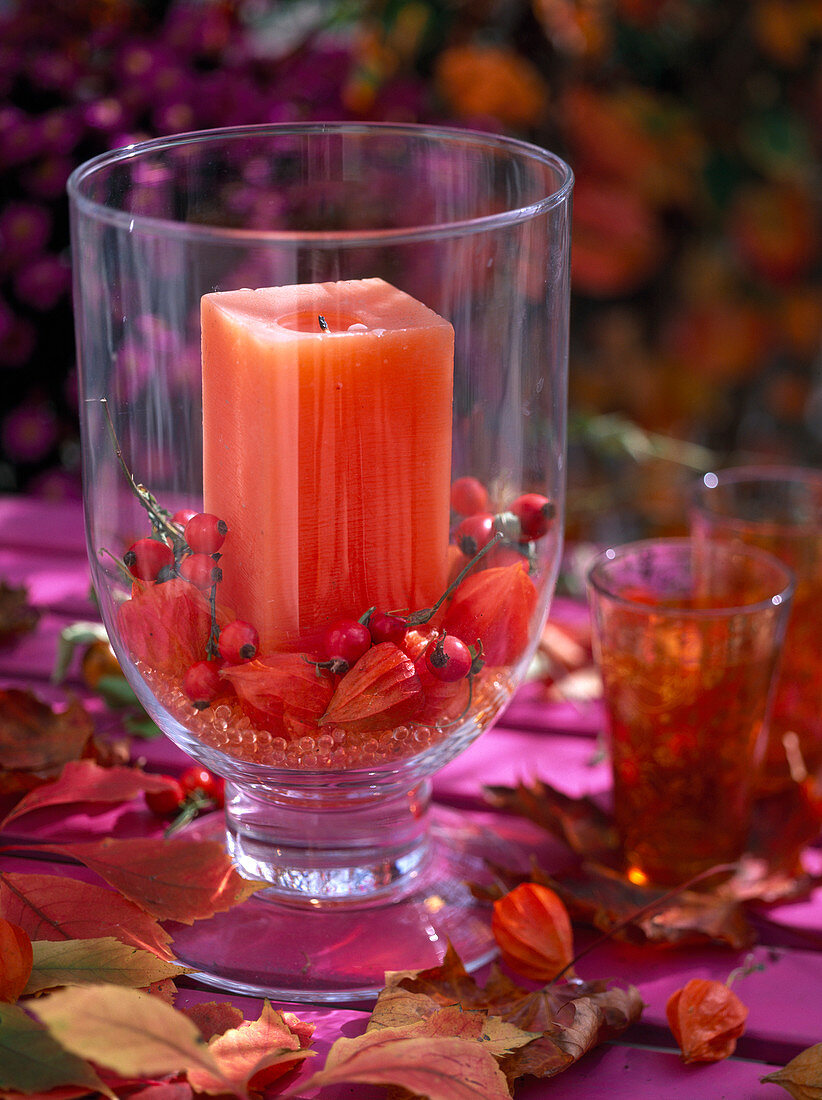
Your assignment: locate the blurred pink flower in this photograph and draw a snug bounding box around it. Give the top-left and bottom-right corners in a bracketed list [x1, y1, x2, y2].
[2, 400, 59, 463]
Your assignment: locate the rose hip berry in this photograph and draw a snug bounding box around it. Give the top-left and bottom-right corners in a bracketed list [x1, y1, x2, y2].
[179, 765, 225, 808]
[450, 476, 489, 517]
[218, 619, 259, 664]
[368, 610, 407, 646]
[322, 619, 372, 670]
[179, 553, 222, 589]
[145, 776, 185, 817]
[184, 512, 228, 555]
[424, 632, 473, 682]
[510, 494, 556, 542]
[183, 659, 224, 709]
[455, 512, 496, 557]
[123, 537, 175, 581]
[171, 507, 198, 529]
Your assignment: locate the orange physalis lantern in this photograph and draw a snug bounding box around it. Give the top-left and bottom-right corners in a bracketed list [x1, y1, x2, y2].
[491, 882, 574, 982]
[0, 917, 33, 1002]
[666, 978, 748, 1063]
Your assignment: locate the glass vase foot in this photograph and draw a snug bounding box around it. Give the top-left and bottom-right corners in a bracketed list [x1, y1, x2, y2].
[167, 805, 509, 1003]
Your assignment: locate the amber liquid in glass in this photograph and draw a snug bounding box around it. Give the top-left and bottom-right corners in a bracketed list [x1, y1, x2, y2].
[601, 631, 777, 886]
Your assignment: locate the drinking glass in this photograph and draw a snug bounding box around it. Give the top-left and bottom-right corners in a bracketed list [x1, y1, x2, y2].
[692, 467, 822, 789]
[588, 538, 793, 886]
[68, 123, 572, 1000]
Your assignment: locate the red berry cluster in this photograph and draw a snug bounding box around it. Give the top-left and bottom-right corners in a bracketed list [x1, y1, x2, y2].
[118, 470, 551, 742]
[450, 477, 555, 558]
[145, 765, 225, 834]
[122, 509, 259, 710]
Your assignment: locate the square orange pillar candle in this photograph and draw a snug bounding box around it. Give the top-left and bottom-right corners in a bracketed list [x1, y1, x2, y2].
[201, 278, 454, 653]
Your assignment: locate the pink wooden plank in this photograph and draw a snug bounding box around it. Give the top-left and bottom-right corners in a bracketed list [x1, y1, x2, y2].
[0, 495, 86, 552]
[0, 548, 95, 616]
[500, 678, 603, 737]
[0, 611, 83, 682]
[580, 939, 822, 1063]
[516, 1043, 784, 1099]
[434, 726, 610, 809]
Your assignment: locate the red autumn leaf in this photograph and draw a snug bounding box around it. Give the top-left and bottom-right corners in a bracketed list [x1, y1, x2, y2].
[118, 579, 212, 676]
[0, 580, 39, 646]
[124, 1084, 193, 1100]
[0, 690, 94, 774]
[491, 882, 575, 982]
[320, 642, 424, 731]
[40, 837, 266, 924]
[1, 760, 179, 827]
[0, 917, 32, 1002]
[187, 1000, 314, 1094]
[220, 654, 334, 733]
[0, 872, 174, 960]
[444, 563, 537, 666]
[666, 978, 748, 1063]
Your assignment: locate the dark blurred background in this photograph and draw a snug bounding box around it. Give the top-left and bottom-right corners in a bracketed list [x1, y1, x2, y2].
[1, 0, 820, 541]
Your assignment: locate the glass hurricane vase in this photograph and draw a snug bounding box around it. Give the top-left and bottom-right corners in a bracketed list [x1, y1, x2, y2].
[68, 123, 572, 1001]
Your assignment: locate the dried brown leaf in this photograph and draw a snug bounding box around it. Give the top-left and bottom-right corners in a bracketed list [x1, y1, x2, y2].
[0, 580, 39, 646]
[762, 1043, 822, 1098]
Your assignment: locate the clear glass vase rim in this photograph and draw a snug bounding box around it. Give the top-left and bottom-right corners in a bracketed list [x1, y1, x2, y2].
[587, 536, 795, 619]
[67, 121, 574, 245]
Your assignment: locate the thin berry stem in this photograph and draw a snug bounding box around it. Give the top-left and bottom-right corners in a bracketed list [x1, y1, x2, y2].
[548, 862, 739, 984]
[101, 398, 184, 549]
[405, 531, 504, 626]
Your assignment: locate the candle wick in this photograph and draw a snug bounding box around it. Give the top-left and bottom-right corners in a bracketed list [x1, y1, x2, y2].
[318, 314, 328, 332]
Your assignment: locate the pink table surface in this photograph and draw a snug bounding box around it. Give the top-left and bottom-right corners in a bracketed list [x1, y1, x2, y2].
[1, 493, 819, 1099]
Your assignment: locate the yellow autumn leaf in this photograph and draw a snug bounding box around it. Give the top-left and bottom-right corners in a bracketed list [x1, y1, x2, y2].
[28, 984, 236, 1092]
[25, 937, 190, 995]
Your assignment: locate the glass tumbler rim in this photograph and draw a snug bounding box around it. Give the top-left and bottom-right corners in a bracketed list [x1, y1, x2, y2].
[66, 120, 574, 246]
[586, 535, 796, 619]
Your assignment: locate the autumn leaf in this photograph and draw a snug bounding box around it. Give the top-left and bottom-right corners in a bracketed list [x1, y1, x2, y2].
[1, 759, 179, 827]
[29, 984, 235, 1090]
[0, 1001, 112, 1096]
[491, 882, 575, 982]
[299, 1019, 512, 1100]
[666, 978, 748, 1063]
[184, 1001, 245, 1041]
[37, 837, 267, 923]
[484, 777, 620, 867]
[187, 1001, 314, 1095]
[762, 1042, 822, 1098]
[0, 580, 39, 647]
[532, 863, 755, 950]
[126, 1084, 193, 1100]
[0, 871, 174, 960]
[368, 997, 538, 1060]
[0, 917, 32, 1002]
[387, 942, 643, 1087]
[24, 936, 190, 994]
[0, 690, 94, 774]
